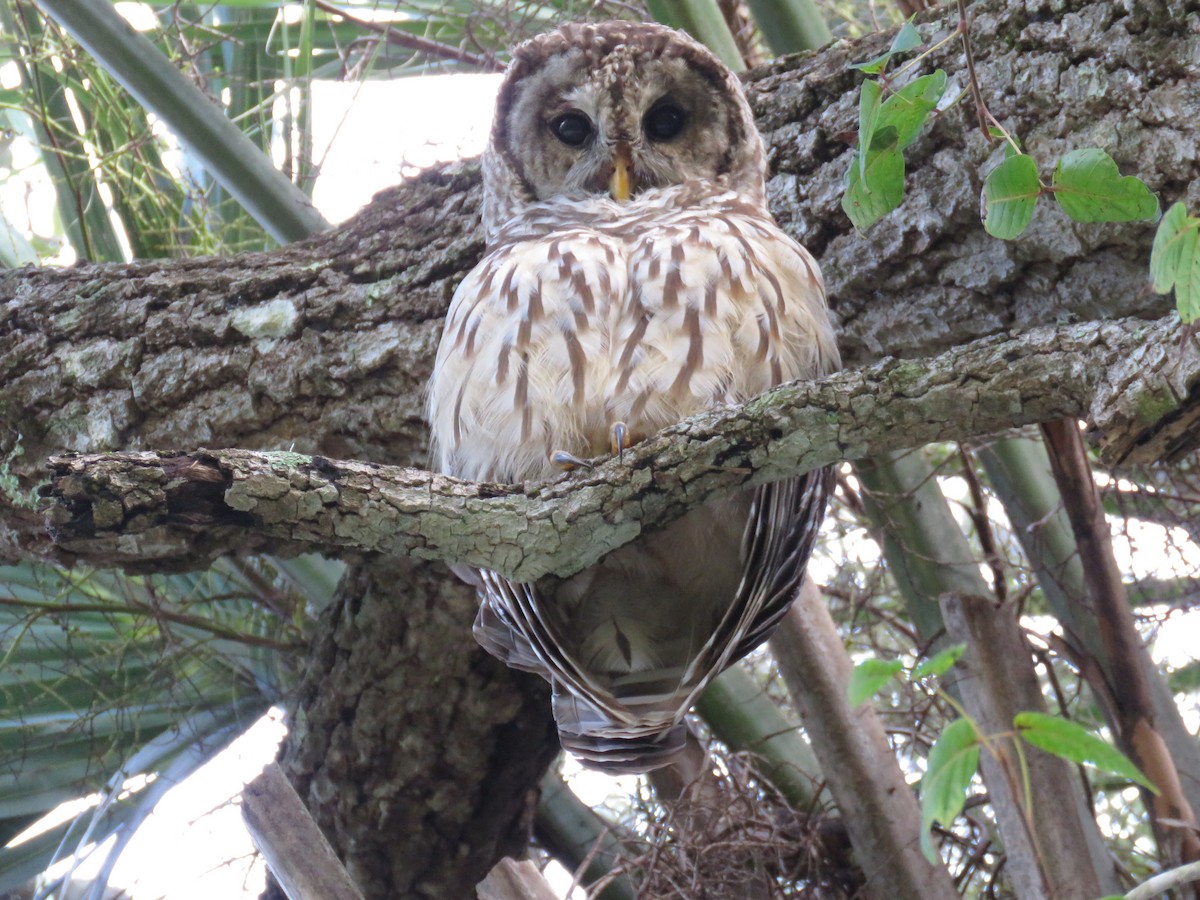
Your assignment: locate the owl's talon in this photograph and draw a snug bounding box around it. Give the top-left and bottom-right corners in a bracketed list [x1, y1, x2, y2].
[551, 450, 593, 471]
[611, 422, 629, 460]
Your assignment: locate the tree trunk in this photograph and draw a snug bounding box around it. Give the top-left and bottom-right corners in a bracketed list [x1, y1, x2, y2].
[278, 556, 557, 899]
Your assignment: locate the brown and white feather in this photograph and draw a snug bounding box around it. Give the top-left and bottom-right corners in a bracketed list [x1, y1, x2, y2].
[426, 21, 839, 773]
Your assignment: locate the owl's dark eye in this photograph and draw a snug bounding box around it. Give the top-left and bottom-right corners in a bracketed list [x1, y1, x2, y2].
[644, 103, 687, 142]
[550, 112, 593, 147]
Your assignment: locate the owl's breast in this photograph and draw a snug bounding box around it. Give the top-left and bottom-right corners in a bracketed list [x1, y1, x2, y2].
[427, 191, 834, 484]
[428, 226, 625, 482]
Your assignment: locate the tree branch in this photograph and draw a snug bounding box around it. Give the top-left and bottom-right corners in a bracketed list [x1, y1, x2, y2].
[771, 581, 956, 899]
[1042, 417, 1200, 863]
[242, 762, 367, 900]
[40, 313, 1197, 575]
[3, 0, 1197, 565]
[310, 0, 504, 72]
[940, 592, 1117, 895]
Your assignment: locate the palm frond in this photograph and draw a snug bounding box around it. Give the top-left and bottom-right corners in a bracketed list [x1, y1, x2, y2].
[0, 561, 312, 894]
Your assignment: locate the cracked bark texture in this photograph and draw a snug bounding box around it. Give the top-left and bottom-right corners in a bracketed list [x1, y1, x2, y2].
[4, 0, 1199, 564]
[40, 315, 1200, 577]
[280, 556, 558, 899]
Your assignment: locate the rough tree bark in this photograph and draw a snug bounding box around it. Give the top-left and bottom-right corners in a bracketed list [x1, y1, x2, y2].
[38, 314, 1200, 577]
[1, 0, 1198, 897]
[3, 0, 1196, 545]
[280, 556, 558, 899]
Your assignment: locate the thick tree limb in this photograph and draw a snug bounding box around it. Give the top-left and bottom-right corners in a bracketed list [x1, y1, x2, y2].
[3, 0, 1197, 566]
[41, 313, 1198, 575]
[941, 593, 1117, 897]
[771, 580, 958, 900]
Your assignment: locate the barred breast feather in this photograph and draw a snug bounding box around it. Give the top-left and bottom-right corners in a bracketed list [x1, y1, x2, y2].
[429, 183, 837, 479]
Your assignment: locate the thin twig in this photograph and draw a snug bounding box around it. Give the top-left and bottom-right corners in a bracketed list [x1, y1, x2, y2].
[1126, 860, 1200, 900]
[311, 0, 503, 72]
[955, 0, 991, 140]
[0, 594, 297, 650]
[958, 444, 1007, 603]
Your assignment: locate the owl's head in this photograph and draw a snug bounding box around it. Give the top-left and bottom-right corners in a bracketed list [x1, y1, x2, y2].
[482, 22, 767, 237]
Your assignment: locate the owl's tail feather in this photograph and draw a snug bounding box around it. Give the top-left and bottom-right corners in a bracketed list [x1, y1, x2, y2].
[473, 599, 546, 674]
[553, 683, 687, 773]
[472, 577, 691, 773]
[558, 723, 688, 774]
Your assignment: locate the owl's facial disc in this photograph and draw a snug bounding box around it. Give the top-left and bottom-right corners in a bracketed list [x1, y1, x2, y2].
[609, 101, 687, 201]
[502, 45, 754, 201]
[483, 21, 768, 231]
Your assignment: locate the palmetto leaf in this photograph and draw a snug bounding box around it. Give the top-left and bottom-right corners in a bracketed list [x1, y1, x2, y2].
[0, 561, 308, 894]
[37, 0, 330, 244]
[0, 6, 126, 262]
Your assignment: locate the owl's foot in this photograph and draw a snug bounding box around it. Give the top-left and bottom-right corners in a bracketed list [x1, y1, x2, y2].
[551, 423, 641, 470]
[550, 450, 594, 471]
[610, 422, 643, 460]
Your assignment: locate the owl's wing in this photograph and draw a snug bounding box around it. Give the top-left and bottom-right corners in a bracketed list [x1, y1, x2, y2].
[692, 468, 834, 688]
[470, 466, 832, 771]
[471, 570, 639, 726]
[472, 569, 692, 772]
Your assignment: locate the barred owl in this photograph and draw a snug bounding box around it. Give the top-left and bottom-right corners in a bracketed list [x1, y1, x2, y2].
[427, 21, 839, 773]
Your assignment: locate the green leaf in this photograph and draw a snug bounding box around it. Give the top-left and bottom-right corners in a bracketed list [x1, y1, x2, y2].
[913, 643, 966, 679]
[843, 142, 905, 232]
[1052, 148, 1159, 223]
[920, 718, 980, 861]
[1013, 711, 1159, 792]
[744, 0, 832, 55]
[1150, 202, 1200, 324]
[877, 70, 948, 151]
[850, 16, 920, 75]
[856, 79, 884, 181]
[0, 560, 298, 892]
[890, 18, 922, 54]
[851, 55, 891, 77]
[840, 70, 946, 234]
[983, 153, 1041, 239]
[645, 0, 747, 72]
[847, 658, 904, 706]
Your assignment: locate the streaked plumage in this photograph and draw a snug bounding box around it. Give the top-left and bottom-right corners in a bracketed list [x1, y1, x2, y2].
[427, 21, 839, 772]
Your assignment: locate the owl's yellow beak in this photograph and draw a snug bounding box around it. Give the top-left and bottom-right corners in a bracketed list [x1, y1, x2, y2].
[609, 143, 634, 202]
